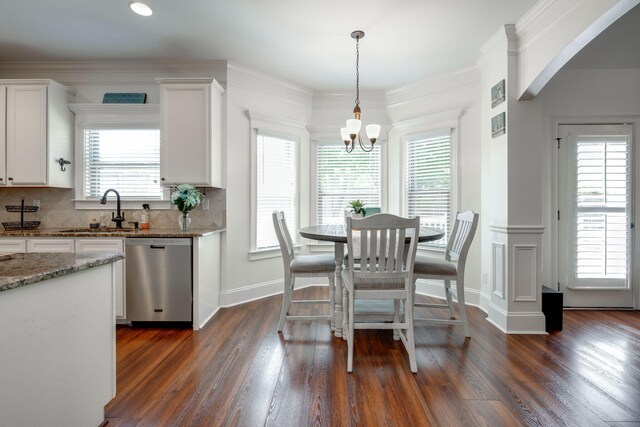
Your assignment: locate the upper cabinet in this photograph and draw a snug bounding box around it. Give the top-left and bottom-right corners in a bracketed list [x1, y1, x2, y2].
[157, 78, 224, 188]
[0, 80, 75, 188]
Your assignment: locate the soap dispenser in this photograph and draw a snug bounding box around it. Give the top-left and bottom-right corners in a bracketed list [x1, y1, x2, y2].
[141, 204, 150, 229]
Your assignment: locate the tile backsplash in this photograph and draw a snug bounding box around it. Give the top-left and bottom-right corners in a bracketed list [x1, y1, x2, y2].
[0, 187, 225, 229]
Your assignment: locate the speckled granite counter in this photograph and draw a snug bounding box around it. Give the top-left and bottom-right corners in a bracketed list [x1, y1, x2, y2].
[0, 227, 225, 238]
[0, 252, 124, 292]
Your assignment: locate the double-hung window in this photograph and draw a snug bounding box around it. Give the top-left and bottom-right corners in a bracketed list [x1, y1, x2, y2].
[255, 133, 297, 250]
[84, 128, 162, 200]
[405, 131, 452, 247]
[316, 142, 381, 225]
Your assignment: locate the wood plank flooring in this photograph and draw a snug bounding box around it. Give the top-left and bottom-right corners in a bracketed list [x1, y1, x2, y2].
[105, 287, 640, 427]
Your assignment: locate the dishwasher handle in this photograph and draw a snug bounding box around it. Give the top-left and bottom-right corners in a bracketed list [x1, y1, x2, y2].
[150, 245, 166, 249]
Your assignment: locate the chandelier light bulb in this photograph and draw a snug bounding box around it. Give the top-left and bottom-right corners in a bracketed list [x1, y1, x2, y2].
[366, 124, 381, 141]
[346, 119, 362, 137]
[340, 127, 350, 142]
[129, 2, 153, 16]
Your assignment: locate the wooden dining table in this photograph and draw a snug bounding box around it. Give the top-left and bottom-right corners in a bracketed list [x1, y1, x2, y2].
[299, 224, 444, 338]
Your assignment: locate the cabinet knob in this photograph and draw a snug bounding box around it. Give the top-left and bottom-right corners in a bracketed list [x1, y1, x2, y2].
[8, 177, 13, 181]
[161, 177, 165, 181]
[0, 178, 3, 181]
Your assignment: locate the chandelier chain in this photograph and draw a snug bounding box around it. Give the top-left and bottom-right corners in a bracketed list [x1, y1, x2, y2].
[355, 35, 360, 107]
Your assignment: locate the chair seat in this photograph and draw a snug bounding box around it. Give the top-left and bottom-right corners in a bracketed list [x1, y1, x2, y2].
[290, 254, 335, 273]
[341, 269, 405, 290]
[413, 255, 457, 277]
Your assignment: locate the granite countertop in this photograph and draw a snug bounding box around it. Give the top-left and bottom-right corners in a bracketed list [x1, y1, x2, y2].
[0, 227, 225, 238]
[0, 252, 125, 292]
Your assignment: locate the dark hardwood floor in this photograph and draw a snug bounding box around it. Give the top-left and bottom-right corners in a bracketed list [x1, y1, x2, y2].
[105, 287, 640, 427]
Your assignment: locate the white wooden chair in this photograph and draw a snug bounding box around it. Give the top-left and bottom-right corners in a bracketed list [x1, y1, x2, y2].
[412, 211, 478, 337]
[342, 213, 420, 373]
[272, 211, 336, 333]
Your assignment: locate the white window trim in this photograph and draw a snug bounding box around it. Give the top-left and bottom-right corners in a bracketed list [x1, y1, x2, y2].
[390, 108, 463, 254]
[248, 110, 308, 259]
[69, 103, 171, 210]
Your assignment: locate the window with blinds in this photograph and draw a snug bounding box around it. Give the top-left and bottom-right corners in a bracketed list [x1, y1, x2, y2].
[256, 133, 297, 250]
[405, 133, 451, 247]
[316, 143, 381, 225]
[575, 136, 630, 279]
[84, 129, 163, 200]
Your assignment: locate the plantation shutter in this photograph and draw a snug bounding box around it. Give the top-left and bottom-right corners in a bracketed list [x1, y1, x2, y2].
[256, 133, 297, 249]
[574, 136, 630, 280]
[84, 129, 162, 199]
[406, 133, 451, 247]
[316, 143, 381, 225]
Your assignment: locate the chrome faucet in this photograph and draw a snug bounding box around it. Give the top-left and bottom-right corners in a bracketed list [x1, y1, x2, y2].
[100, 189, 125, 228]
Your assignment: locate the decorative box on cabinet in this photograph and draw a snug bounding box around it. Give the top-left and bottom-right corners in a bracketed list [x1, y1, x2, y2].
[0, 80, 75, 188]
[157, 78, 224, 187]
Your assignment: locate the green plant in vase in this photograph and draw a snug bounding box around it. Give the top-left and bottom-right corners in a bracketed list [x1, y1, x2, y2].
[348, 199, 366, 217]
[171, 184, 204, 231]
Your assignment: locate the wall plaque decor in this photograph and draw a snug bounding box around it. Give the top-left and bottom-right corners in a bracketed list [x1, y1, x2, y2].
[491, 112, 505, 138]
[491, 79, 505, 108]
[102, 93, 147, 104]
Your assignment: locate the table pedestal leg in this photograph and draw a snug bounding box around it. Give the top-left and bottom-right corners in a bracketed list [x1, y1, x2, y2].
[334, 243, 344, 338]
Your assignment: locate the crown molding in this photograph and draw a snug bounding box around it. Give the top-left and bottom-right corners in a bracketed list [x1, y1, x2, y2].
[227, 61, 312, 97]
[385, 67, 479, 109]
[69, 103, 159, 116]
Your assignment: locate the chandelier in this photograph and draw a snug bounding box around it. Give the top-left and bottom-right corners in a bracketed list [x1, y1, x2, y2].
[340, 30, 380, 153]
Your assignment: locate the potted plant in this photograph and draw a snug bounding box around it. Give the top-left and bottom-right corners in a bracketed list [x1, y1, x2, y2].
[171, 184, 204, 231]
[348, 199, 366, 218]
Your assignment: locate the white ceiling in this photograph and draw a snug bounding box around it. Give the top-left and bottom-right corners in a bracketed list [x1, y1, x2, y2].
[3, 1, 633, 92]
[0, 0, 537, 91]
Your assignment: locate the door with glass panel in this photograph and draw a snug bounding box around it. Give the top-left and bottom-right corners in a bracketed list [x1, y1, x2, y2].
[558, 124, 634, 307]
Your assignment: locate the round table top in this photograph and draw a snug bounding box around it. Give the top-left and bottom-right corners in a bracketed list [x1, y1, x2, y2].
[298, 224, 444, 244]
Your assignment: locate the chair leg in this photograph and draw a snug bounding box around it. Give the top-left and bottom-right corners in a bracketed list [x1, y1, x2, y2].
[393, 299, 400, 341]
[277, 274, 293, 332]
[444, 279, 455, 319]
[405, 294, 417, 373]
[456, 277, 470, 338]
[347, 289, 355, 373]
[328, 274, 335, 331]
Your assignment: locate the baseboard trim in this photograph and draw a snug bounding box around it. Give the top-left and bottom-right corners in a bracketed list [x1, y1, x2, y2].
[196, 306, 221, 331]
[487, 302, 547, 334]
[414, 278, 481, 307]
[220, 278, 324, 307]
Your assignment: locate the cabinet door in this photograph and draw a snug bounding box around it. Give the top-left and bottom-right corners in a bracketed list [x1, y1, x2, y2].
[159, 82, 212, 186]
[6, 85, 48, 185]
[0, 86, 6, 186]
[76, 239, 126, 319]
[27, 239, 74, 253]
[0, 239, 26, 253]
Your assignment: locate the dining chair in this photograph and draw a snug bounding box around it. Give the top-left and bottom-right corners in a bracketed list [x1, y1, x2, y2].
[412, 211, 479, 337]
[272, 211, 336, 333]
[342, 213, 420, 373]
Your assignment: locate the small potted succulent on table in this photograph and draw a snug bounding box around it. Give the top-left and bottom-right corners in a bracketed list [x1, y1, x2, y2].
[348, 199, 366, 219]
[171, 184, 204, 231]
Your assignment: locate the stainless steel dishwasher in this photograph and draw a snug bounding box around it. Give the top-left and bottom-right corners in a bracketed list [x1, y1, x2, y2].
[125, 238, 192, 323]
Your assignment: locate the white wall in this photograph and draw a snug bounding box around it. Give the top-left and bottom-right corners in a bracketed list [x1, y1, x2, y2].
[220, 64, 314, 306]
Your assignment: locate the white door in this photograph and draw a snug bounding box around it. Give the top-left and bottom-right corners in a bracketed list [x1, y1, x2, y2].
[558, 124, 635, 307]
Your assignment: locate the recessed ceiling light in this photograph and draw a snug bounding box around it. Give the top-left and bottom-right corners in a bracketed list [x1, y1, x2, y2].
[129, 2, 153, 16]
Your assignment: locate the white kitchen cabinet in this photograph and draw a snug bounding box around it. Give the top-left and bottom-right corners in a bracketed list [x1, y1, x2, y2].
[75, 238, 126, 319]
[0, 80, 75, 188]
[157, 78, 224, 187]
[27, 238, 75, 253]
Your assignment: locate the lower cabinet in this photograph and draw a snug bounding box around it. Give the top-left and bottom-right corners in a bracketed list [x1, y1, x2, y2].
[0, 237, 126, 319]
[76, 239, 126, 320]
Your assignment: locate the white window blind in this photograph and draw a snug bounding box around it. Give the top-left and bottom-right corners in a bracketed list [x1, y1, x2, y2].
[575, 137, 630, 279]
[316, 143, 381, 225]
[256, 134, 297, 250]
[84, 129, 162, 200]
[406, 133, 451, 247]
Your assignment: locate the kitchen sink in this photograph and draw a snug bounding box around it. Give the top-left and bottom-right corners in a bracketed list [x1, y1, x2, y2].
[59, 228, 138, 233]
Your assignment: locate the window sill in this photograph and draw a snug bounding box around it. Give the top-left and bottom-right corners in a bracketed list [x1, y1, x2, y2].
[74, 199, 172, 210]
